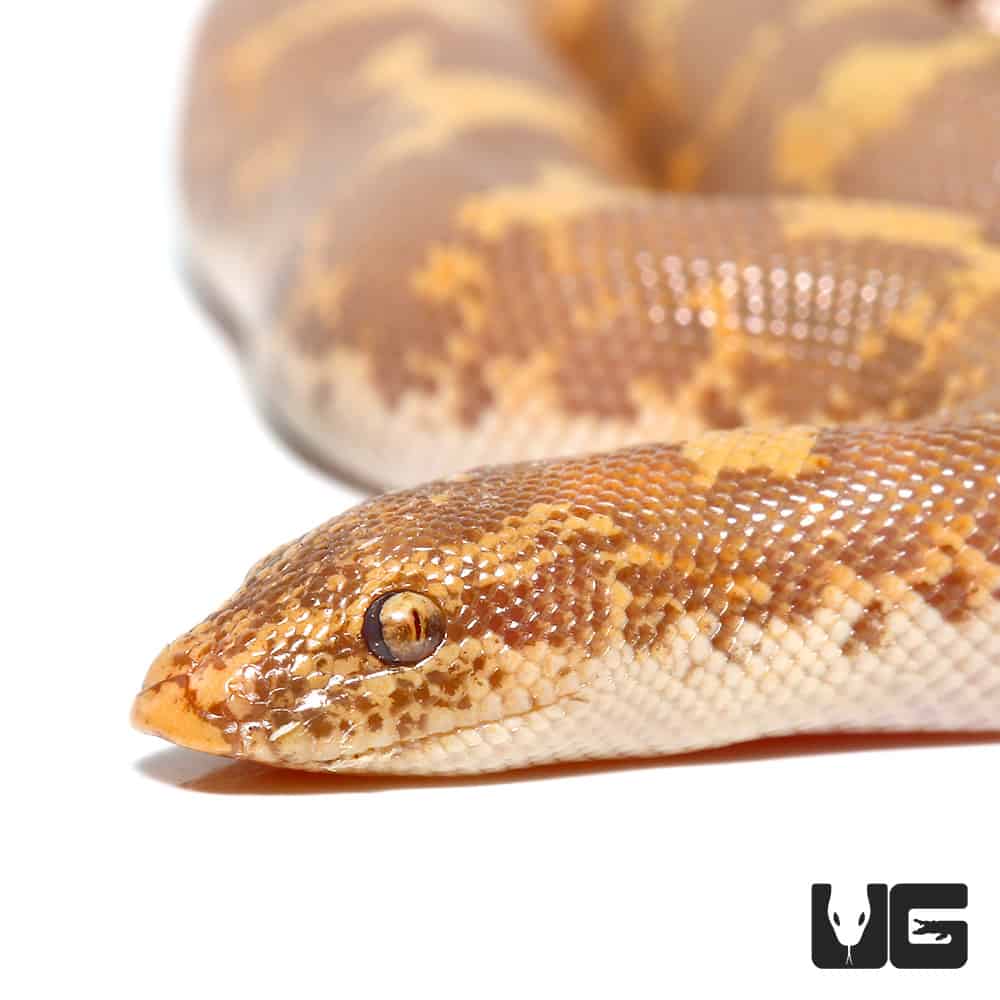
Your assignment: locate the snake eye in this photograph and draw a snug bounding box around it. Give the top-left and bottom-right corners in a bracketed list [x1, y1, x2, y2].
[363, 591, 445, 665]
[832, 912, 841, 927]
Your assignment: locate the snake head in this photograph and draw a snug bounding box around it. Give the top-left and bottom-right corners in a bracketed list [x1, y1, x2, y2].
[131, 451, 645, 773]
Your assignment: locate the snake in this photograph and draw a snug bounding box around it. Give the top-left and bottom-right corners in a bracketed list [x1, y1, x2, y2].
[132, 0, 1000, 775]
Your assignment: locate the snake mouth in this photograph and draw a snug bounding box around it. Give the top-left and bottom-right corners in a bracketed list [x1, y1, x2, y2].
[132, 630, 590, 773]
[309, 692, 590, 773]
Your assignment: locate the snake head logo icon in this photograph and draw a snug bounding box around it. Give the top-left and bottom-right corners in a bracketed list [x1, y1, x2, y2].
[812, 883, 889, 968]
[826, 884, 872, 965]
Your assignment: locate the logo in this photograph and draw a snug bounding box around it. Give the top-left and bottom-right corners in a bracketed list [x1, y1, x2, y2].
[811, 883, 967, 969]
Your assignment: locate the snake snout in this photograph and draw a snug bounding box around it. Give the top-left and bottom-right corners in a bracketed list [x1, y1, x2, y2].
[130, 641, 237, 757]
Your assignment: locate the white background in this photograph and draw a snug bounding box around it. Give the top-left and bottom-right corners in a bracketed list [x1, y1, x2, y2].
[5, 3, 998, 997]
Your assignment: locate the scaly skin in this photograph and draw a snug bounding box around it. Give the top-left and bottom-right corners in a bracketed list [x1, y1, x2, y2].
[133, 0, 1000, 773]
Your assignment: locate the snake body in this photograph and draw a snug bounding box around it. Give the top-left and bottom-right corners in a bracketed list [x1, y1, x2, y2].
[132, 0, 1000, 774]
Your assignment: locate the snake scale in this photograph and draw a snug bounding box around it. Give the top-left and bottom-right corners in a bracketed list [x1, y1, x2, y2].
[132, 0, 1000, 775]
